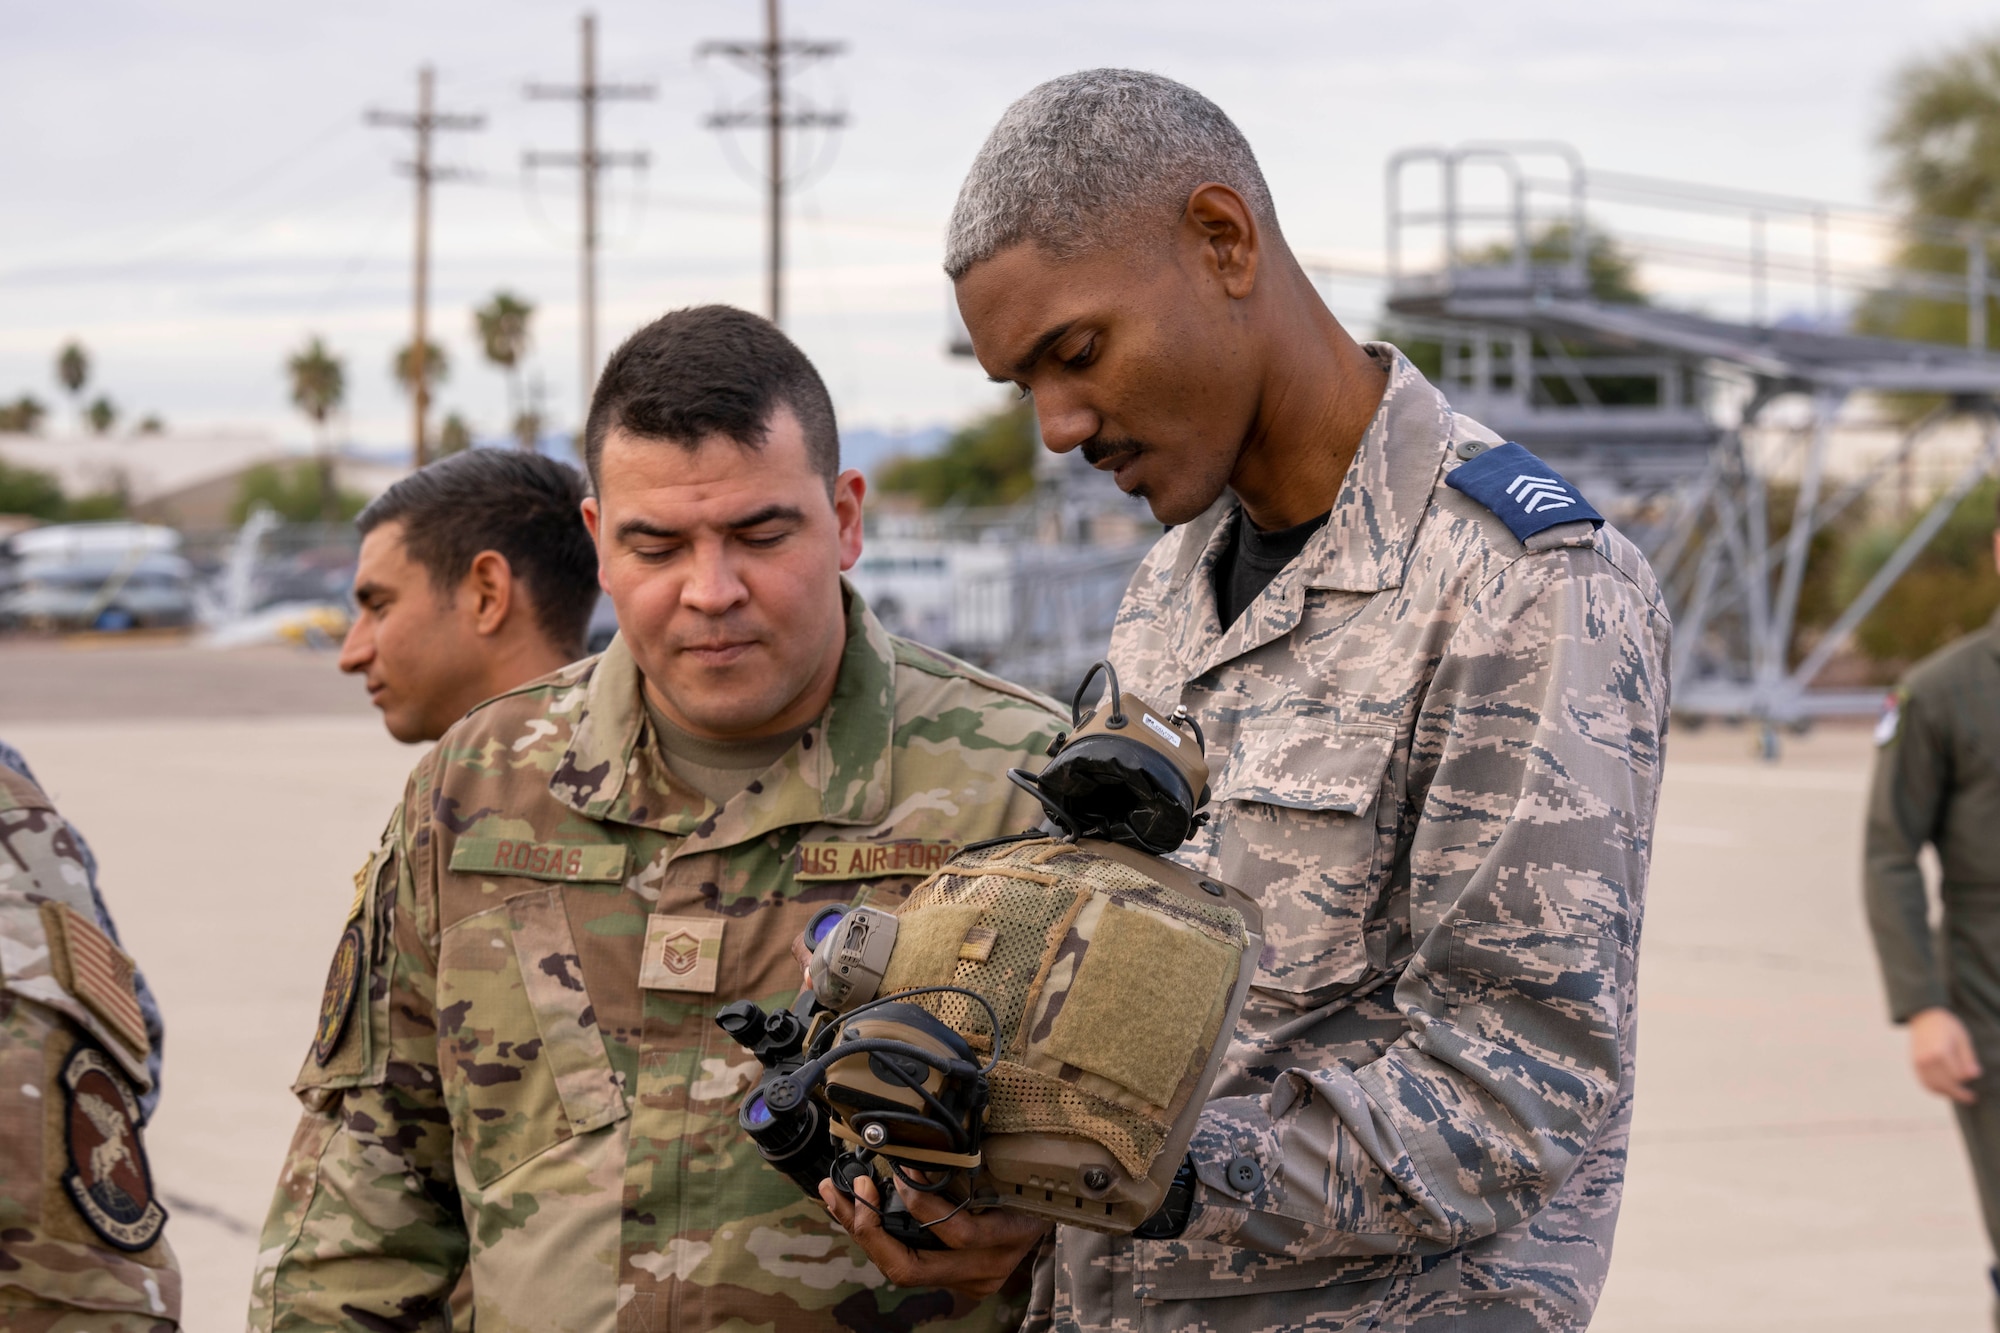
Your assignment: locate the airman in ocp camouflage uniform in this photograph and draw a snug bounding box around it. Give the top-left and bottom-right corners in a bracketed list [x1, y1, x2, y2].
[1, 752, 179, 1330]
[250, 602, 1060, 1332]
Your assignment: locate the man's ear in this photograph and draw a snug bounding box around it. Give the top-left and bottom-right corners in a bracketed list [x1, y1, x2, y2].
[833, 469, 866, 573]
[581, 496, 613, 593]
[464, 550, 514, 637]
[1183, 182, 1261, 300]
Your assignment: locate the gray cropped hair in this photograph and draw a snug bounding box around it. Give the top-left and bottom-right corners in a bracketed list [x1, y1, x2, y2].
[944, 69, 1277, 280]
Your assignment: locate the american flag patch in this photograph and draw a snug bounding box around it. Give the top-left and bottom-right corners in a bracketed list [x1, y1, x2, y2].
[40, 902, 147, 1058]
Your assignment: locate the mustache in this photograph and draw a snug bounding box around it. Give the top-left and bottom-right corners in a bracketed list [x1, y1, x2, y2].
[1080, 437, 1147, 468]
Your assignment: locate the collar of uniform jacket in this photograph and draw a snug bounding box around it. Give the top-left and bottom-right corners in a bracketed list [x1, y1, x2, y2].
[1164, 343, 1463, 674]
[550, 581, 896, 843]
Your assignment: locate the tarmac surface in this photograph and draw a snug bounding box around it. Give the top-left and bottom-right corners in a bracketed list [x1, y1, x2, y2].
[0, 638, 1985, 1331]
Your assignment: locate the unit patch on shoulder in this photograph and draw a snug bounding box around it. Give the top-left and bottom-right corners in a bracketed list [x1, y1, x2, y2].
[1445, 441, 1605, 543]
[60, 1041, 167, 1252]
[1875, 689, 1905, 747]
[313, 921, 365, 1066]
[794, 840, 959, 882]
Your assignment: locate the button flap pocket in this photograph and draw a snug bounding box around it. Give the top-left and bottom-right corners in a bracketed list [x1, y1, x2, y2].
[1213, 719, 1395, 815]
[439, 888, 627, 1187]
[509, 889, 627, 1135]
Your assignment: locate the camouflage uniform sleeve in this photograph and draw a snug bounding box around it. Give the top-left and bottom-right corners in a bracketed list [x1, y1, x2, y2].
[250, 770, 468, 1331]
[1179, 541, 1669, 1257]
[0, 738, 166, 1117]
[1862, 684, 1952, 1022]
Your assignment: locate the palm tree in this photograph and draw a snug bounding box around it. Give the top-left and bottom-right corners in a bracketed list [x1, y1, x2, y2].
[85, 396, 117, 435]
[1, 395, 48, 435]
[394, 340, 449, 405]
[393, 339, 449, 468]
[288, 337, 348, 520]
[473, 292, 534, 447]
[512, 409, 544, 453]
[1863, 33, 2000, 348]
[55, 341, 89, 433]
[438, 412, 473, 457]
[1882, 37, 2000, 223]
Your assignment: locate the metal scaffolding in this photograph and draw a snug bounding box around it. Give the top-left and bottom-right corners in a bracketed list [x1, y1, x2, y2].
[1384, 143, 2000, 735]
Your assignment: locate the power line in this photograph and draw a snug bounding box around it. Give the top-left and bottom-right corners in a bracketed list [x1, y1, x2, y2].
[699, 0, 846, 326]
[366, 65, 484, 468]
[526, 11, 654, 422]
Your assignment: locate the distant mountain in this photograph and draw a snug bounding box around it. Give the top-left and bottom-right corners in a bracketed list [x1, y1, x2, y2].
[843, 425, 950, 481]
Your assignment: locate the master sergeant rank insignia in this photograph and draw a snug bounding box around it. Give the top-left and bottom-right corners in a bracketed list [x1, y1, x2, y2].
[60, 1042, 168, 1252]
[639, 915, 724, 994]
[313, 921, 365, 1066]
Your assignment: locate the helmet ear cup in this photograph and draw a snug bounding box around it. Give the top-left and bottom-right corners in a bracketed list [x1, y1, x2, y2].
[1031, 734, 1197, 854]
[1013, 660, 1210, 855]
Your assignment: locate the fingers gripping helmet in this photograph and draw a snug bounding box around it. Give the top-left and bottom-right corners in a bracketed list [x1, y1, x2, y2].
[721, 665, 1261, 1240]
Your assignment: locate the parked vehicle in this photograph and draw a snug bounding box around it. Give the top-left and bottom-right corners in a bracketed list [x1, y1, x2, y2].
[0, 523, 196, 631]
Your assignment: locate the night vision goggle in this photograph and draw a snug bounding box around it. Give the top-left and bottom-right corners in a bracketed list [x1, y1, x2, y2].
[718, 662, 1261, 1248]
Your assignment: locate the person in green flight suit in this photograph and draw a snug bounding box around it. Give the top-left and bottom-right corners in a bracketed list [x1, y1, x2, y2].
[1865, 493, 2000, 1323]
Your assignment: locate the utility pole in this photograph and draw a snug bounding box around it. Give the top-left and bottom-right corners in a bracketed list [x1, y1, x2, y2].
[367, 67, 483, 469]
[527, 12, 654, 418]
[700, 0, 846, 325]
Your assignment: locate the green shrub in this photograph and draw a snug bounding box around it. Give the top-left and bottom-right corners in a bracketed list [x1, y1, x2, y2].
[231, 461, 365, 524]
[63, 491, 130, 522]
[0, 458, 67, 518]
[1840, 479, 2000, 665]
[876, 402, 1039, 509]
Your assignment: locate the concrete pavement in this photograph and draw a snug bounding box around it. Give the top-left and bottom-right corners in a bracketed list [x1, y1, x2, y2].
[1, 643, 1986, 1330]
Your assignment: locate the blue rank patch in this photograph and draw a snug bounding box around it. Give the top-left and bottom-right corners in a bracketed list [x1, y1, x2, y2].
[1445, 442, 1604, 543]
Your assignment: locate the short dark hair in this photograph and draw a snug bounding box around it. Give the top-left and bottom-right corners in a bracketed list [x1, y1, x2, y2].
[582, 304, 839, 491]
[356, 449, 597, 655]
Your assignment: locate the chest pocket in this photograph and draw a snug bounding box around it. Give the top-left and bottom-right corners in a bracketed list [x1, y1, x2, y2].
[1209, 718, 1397, 1001]
[437, 887, 628, 1187]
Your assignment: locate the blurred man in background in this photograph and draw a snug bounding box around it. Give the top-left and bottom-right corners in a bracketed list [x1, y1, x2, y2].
[332, 448, 599, 1329]
[1865, 496, 2000, 1321]
[1, 741, 179, 1328]
[339, 448, 599, 744]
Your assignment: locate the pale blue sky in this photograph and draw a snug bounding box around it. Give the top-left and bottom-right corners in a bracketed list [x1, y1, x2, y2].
[1, 0, 1994, 449]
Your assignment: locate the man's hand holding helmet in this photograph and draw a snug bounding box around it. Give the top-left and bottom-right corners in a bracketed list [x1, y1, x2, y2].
[739, 663, 1257, 1293]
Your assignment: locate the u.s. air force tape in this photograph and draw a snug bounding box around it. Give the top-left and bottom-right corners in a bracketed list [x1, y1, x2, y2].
[793, 839, 959, 882]
[1445, 441, 1604, 543]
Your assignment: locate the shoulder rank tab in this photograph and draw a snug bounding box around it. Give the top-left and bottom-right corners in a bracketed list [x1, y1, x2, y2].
[1446, 441, 1604, 543]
